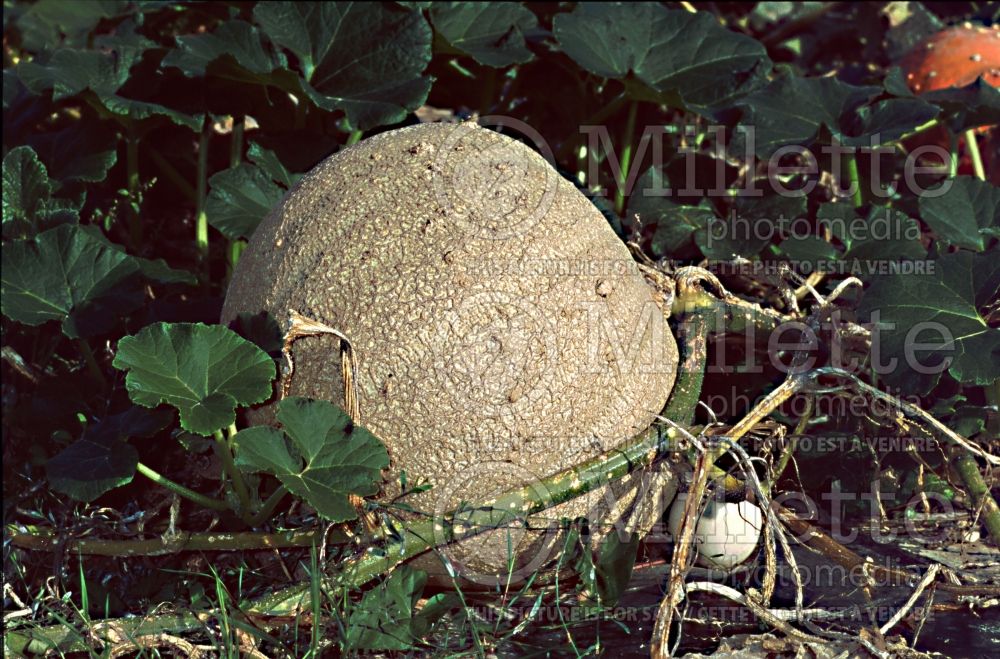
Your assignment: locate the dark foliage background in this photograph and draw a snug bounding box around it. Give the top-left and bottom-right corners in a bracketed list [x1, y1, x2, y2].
[2, 1, 998, 655]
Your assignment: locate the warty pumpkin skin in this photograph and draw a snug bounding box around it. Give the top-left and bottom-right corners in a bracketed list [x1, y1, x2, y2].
[223, 122, 678, 583]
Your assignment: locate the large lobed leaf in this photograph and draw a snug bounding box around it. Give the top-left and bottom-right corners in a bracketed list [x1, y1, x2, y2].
[1, 223, 144, 338]
[2, 160, 195, 334]
[732, 75, 941, 157]
[429, 2, 537, 67]
[113, 323, 276, 436]
[2, 146, 55, 228]
[253, 2, 433, 130]
[554, 3, 771, 111]
[859, 249, 1000, 394]
[160, 3, 434, 131]
[46, 407, 173, 502]
[919, 176, 1000, 252]
[2, 145, 85, 240]
[17, 30, 201, 130]
[205, 163, 285, 241]
[162, 20, 277, 78]
[235, 397, 390, 523]
[206, 142, 300, 240]
[731, 76, 875, 157]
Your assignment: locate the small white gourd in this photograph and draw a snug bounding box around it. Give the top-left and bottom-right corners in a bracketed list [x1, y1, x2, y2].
[667, 493, 763, 570]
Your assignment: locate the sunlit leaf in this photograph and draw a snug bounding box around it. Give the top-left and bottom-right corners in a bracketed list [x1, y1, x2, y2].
[235, 397, 390, 523]
[113, 323, 276, 435]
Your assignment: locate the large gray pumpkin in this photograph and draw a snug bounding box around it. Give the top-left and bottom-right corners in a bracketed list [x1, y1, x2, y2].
[223, 122, 678, 583]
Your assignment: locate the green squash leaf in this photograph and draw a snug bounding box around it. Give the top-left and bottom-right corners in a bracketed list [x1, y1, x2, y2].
[733, 73, 942, 157]
[253, 2, 433, 130]
[858, 249, 1000, 394]
[430, 2, 537, 67]
[842, 97, 939, 147]
[1, 145, 82, 239]
[626, 167, 717, 258]
[553, 3, 771, 111]
[11, 0, 128, 51]
[113, 323, 276, 436]
[77, 224, 197, 286]
[345, 566, 427, 650]
[46, 436, 138, 503]
[207, 143, 300, 241]
[731, 76, 879, 158]
[2, 146, 54, 229]
[919, 176, 1000, 252]
[818, 202, 922, 262]
[923, 81, 1000, 134]
[234, 397, 390, 523]
[248, 142, 301, 190]
[206, 162, 286, 241]
[46, 407, 172, 502]
[839, 206, 927, 262]
[1, 223, 144, 337]
[18, 48, 132, 99]
[28, 123, 119, 184]
[696, 192, 807, 260]
[162, 20, 277, 78]
[18, 45, 202, 130]
[3, 69, 27, 111]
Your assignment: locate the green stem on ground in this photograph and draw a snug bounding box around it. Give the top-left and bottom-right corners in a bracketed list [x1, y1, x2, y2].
[964, 129, 986, 181]
[125, 123, 141, 248]
[955, 453, 1000, 544]
[845, 153, 864, 208]
[195, 118, 211, 266]
[76, 339, 106, 390]
[248, 420, 687, 617]
[8, 527, 336, 556]
[213, 429, 251, 518]
[346, 129, 363, 146]
[4, 612, 206, 656]
[614, 100, 640, 218]
[136, 462, 229, 512]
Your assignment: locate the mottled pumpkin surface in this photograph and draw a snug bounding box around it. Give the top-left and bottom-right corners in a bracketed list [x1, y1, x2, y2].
[223, 122, 677, 582]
